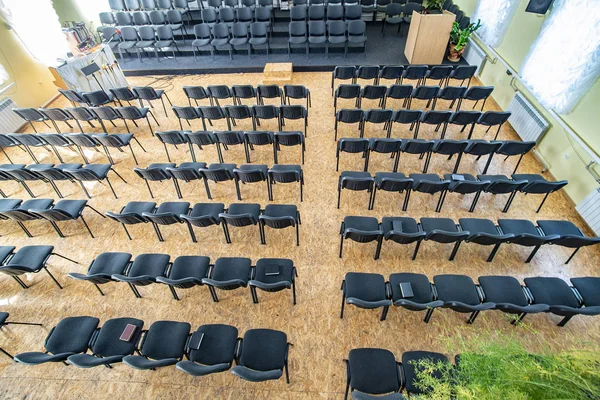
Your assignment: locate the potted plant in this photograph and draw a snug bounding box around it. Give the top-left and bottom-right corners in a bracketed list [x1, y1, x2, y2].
[448, 19, 481, 62]
[423, 0, 444, 14]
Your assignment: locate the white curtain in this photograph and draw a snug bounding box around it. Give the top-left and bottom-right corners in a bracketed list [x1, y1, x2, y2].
[0, 63, 8, 86]
[0, 0, 69, 66]
[471, 0, 520, 48]
[521, 0, 600, 114]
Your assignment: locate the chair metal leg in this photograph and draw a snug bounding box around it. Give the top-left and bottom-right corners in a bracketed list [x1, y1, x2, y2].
[340, 293, 345, 318]
[467, 310, 480, 324]
[449, 241, 462, 261]
[43, 267, 63, 289]
[0, 347, 14, 360]
[208, 285, 219, 302]
[128, 283, 142, 298]
[12, 276, 28, 289]
[424, 308, 434, 323]
[412, 240, 421, 260]
[94, 283, 104, 296]
[49, 221, 65, 238]
[105, 178, 119, 199]
[525, 245, 541, 263]
[51, 252, 79, 264]
[487, 243, 502, 262]
[339, 234, 344, 258]
[122, 223, 132, 240]
[80, 216, 95, 238]
[557, 315, 573, 327]
[565, 247, 580, 264]
[222, 223, 231, 244]
[169, 285, 180, 301]
[152, 223, 164, 242]
[16, 221, 33, 237]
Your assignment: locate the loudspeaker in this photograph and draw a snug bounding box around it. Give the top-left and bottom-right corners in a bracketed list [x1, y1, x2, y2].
[525, 0, 554, 14]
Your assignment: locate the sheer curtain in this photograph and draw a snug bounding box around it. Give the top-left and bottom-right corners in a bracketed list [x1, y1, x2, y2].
[0, 64, 8, 86]
[0, 0, 69, 66]
[521, 0, 600, 114]
[471, 0, 520, 48]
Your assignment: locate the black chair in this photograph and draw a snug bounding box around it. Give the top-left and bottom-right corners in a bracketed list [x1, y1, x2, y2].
[198, 163, 235, 199]
[338, 171, 374, 209]
[6, 133, 52, 164]
[252, 105, 280, 131]
[327, 20, 347, 57]
[64, 164, 127, 199]
[444, 173, 489, 212]
[0, 245, 78, 289]
[334, 84, 360, 115]
[206, 85, 233, 107]
[142, 201, 192, 242]
[457, 139, 502, 173]
[459, 86, 494, 111]
[218, 203, 262, 243]
[448, 65, 477, 86]
[81, 90, 116, 107]
[425, 65, 453, 86]
[243, 131, 274, 163]
[224, 105, 253, 130]
[383, 84, 412, 109]
[132, 86, 173, 117]
[492, 140, 536, 174]
[184, 131, 220, 162]
[339, 216, 383, 259]
[112, 253, 171, 298]
[308, 20, 327, 55]
[198, 106, 227, 131]
[28, 199, 104, 239]
[92, 133, 146, 165]
[432, 139, 468, 173]
[361, 109, 393, 138]
[167, 162, 207, 199]
[273, 131, 304, 165]
[0, 164, 46, 198]
[497, 219, 559, 263]
[389, 272, 443, 323]
[12, 108, 51, 133]
[249, 258, 297, 304]
[283, 85, 311, 109]
[106, 202, 156, 240]
[0, 199, 21, 227]
[0, 198, 54, 237]
[175, 324, 238, 376]
[389, 109, 422, 139]
[180, 202, 226, 243]
[537, 220, 600, 264]
[156, 255, 211, 300]
[449, 110, 481, 139]
[90, 106, 124, 133]
[58, 89, 89, 107]
[401, 350, 448, 395]
[213, 131, 245, 163]
[378, 66, 404, 85]
[133, 163, 179, 198]
[233, 164, 269, 200]
[355, 65, 379, 85]
[344, 348, 403, 400]
[371, 173, 413, 211]
[458, 218, 513, 262]
[341, 272, 391, 321]
[477, 111, 511, 140]
[109, 87, 139, 107]
[14, 316, 99, 365]
[202, 257, 252, 301]
[232, 85, 258, 106]
[337, 138, 370, 172]
[268, 164, 304, 202]
[115, 106, 160, 136]
[334, 109, 364, 141]
[401, 65, 428, 86]
[512, 174, 568, 213]
[230, 329, 291, 383]
[68, 252, 132, 295]
[478, 276, 549, 325]
[257, 84, 283, 105]
[475, 174, 528, 213]
[172, 106, 202, 131]
[0, 311, 43, 359]
[153, 130, 187, 162]
[249, 22, 270, 58]
[359, 85, 387, 109]
[347, 20, 367, 58]
[0, 134, 24, 164]
[369, 138, 402, 174]
[67, 317, 145, 368]
[122, 320, 191, 369]
[279, 105, 308, 137]
[183, 86, 210, 107]
[419, 110, 453, 139]
[400, 139, 433, 172]
[408, 174, 450, 212]
[524, 277, 600, 327]
[288, 21, 309, 58]
[433, 274, 496, 324]
[38, 108, 75, 133]
[331, 65, 356, 96]
[259, 204, 301, 246]
[420, 217, 469, 260]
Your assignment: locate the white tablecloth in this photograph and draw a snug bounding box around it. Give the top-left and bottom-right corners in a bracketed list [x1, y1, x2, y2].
[55, 45, 128, 93]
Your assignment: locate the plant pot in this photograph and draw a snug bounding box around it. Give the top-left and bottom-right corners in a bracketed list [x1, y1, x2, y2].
[448, 43, 464, 62]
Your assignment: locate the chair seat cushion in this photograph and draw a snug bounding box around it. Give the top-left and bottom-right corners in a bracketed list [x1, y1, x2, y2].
[341, 171, 372, 180]
[344, 216, 379, 231]
[0, 199, 23, 211]
[168, 256, 211, 281]
[238, 329, 287, 371]
[46, 316, 100, 355]
[433, 274, 480, 305]
[524, 277, 579, 308]
[91, 317, 144, 357]
[19, 199, 54, 212]
[252, 258, 294, 284]
[192, 39, 212, 47]
[269, 164, 302, 174]
[122, 201, 157, 215]
[7, 245, 54, 271]
[226, 203, 261, 218]
[231, 365, 283, 382]
[123, 355, 179, 369]
[155, 201, 190, 215]
[209, 257, 252, 283]
[155, 40, 175, 47]
[139, 320, 191, 360]
[478, 276, 528, 306]
[570, 277, 600, 306]
[348, 36, 367, 44]
[262, 204, 297, 218]
[249, 38, 268, 45]
[458, 218, 497, 235]
[420, 218, 457, 233]
[53, 200, 87, 218]
[402, 351, 448, 394]
[477, 174, 509, 183]
[122, 253, 170, 281]
[289, 37, 307, 44]
[211, 39, 230, 46]
[375, 172, 407, 185]
[148, 162, 177, 171]
[177, 360, 231, 376]
[230, 38, 248, 46]
[512, 174, 545, 183]
[88, 252, 132, 276]
[348, 348, 400, 395]
[536, 220, 582, 237]
[208, 163, 236, 173]
[188, 324, 238, 365]
[83, 164, 112, 178]
[135, 41, 155, 47]
[344, 272, 387, 302]
[389, 273, 434, 303]
[118, 42, 137, 49]
[189, 202, 225, 218]
[498, 219, 539, 236]
[328, 36, 346, 44]
[238, 164, 268, 175]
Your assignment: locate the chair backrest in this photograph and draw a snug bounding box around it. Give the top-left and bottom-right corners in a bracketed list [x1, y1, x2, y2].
[386, 3, 403, 16]
[404, 2, 423, 14]
[156, 130, 187, 145]
[91, 106, 121, 120]
[464, 140, 502, 155]
[337, 109, 363, 124]
[356, 65, 379, 80]
[133, 11, 149, 25]
[345, 5, 362, 20]
[59, 89, 87, 105]
[257, 84, 281, 99]
[66, 107, 96, 121]
[215, 131, 244, 145]
[236, 7, 253, 21]
[194, 23, 212, 39]
[521, 179, 568, 194]
[212, 23, 231, 39]
[39, 108, 72, 121]
[159, 0, 175, 8]
[101, 27, 120, 42]
[234, 166, 267, 183]
[432, 139, 468, 155]
[347, 20, 366, 37]
[119, 26, 139, 42]
[335, 84, 361, 99]
[450, 110, 481, 125]
[183, 86, 209, 100]
[201, 166, 235, 181]
[198, 106, 226, 120]
[224, 0, 238, 6]
[224, 105, 252, 119]
[172, 106, 200, 120]
[308, 5, 325, 20]
[116, 12, 134, 26]
[403, 65, 428, 80]
[280, 105, 306, 119]
[485, 178, 528, 194]
[8, 133, 45, 146]
[370, 138, 402, 153]
[38, 133, 71, 147]
[284, 85, 309, 99]
[338, 138, 369, 153]
[167, 166, 204, 182]
[99, 12, 116, 25]
[333, 65, 356, 80]
[495, 141, 536, 156]
[274, 131, 303, 146]
[364, 109, 393, 123]
[327, 5, 343, 20]
[386, 84, 413, 100]
[438, 85, 467, 100]
[252, 104, 279, 119]
[412, 85, 440, 100]
[464, 86, 494, 101]
[184, 131, 216, 145]
[92, 134, 127, 148]
[13, 108, 46, 122]
[82, 90, 112, 106]
[420, 110, 452, 125]
[308, 20, 326, 36]
[142, 0, 157, 9]
[110, 87, 138, 101]
[126, 0, 142, 9]
[65, 134, 99, 148]
[269, 167, 301, 183]
[156, 25, 174, 40]
[116, 106, 144, 120]
[138, 26, 156, 40]
[478, 111, 511, 126]
[110, 0, 126, 10]
[289, 21, 308, 37]
[167, 9, 183, 23]
[232, 85, 257, 99]
[134, 166, 172, 181]
[133, 86, 161, 100]
[231, 22, 249, 38]
[328, 20, 346, 36]
[219, 7, 235, 23]
[244, 131, 273, 145]
[451, 65, 477, 80]
[202, 8, 218, 23]
[255, 7, 272, 22]
[428, 65, 453, 80]
[401, 139, 434, 154]
[413, 178, 450, 194]
[361, 85, 387, 100]
[391, 109, 422, 124]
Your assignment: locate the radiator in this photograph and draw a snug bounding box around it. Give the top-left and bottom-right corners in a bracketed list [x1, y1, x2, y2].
[0, 98, 24, 133]
[463, 40, 486, 76]
[506, 92, 550, 143]
[576, 188, 600, 236]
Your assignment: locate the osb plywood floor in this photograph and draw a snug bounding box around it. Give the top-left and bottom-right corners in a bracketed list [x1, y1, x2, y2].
[0, 72, 598, 400]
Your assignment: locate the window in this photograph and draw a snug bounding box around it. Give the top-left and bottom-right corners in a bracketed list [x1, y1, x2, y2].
[0, 0, 69, 66]
[521, 0, 600, 114]
[471, 0, 520, 48]
[0, 63, 8, 86]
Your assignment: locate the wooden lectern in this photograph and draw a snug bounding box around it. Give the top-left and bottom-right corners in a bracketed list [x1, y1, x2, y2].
[404, 10, 455, 64]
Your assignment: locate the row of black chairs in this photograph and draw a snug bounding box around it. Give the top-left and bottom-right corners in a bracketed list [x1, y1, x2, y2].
[334, 108, 507, 141]
[102, 9, 187, 30]
[0, 163, 126, 199]
[70, 253, 297, 304]
[12, 315, 292, 383]
[334, 84, 495, 114]
[57, 86, 171, 114]
[341, 272, 600, 328]
[332, 64, 479, 94]
[336, 138, 536, 175]
[108, 0, 197, 12]
[0, 199, 103, 238]
[156, 130, 305, 164]
[116, 25, 184, 61]
[289, 4, 362, 22]
[133, 162, 303, 201]
[106, 201, 302, 245]
[287, 20, 367, 58]
[171, 104, 309, 136]
[0, 245, 79, 289]
[339, 216, 600, 263]
[338, 171, 567, 214]
[182, 84, 311, 108]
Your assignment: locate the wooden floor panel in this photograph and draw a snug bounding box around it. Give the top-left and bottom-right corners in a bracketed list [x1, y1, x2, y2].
[0, 72, 598, 399]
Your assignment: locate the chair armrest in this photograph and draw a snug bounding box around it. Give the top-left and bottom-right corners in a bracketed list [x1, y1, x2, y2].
[156, 276, 203, 286]
[67, 272, 113, 282]
[122, 355, 178, 370]
[111, 274, 157, 283]
[443, 301, 496, 311]
[393, 299, 444, 310]
[494, 303, 549, 314]
[230, 365, 283, 382]
[201, 278, 248, 288]
[248, 280, 292, 290]
[346, 297, 392, 309]
[176, 360, 231, 376]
